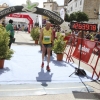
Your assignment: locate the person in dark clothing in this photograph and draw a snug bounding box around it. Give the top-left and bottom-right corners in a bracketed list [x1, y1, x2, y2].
[95, 31, 100, 41]
[6, 19, 14, 48]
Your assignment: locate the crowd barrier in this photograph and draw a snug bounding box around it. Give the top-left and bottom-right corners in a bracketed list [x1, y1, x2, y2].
[64, 35, 100, 80]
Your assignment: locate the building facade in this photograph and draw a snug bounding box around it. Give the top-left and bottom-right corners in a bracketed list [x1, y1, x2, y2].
[43, 0, 64, 13]
[67, 0, 84, 14]
[0, 3, 9, 23]
[43, 0, 65, 25]
[64, 0, 69, 6]
[67, 0, 100, 24]
[43, 1, 58, 11]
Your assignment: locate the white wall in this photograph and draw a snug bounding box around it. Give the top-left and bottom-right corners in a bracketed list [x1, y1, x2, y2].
[67, 0, 84, 15]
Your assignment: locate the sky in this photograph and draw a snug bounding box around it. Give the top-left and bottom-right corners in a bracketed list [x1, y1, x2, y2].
[0, 0, 64, 8]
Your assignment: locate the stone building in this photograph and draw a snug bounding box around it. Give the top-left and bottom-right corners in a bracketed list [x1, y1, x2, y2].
[43, 0, 65, 24]
[64, 0, 69, 6]
[43, 1, 58, 11]
[67, 0, 100, 24]
[83, 0, 100, 23]
[0, 3, 9, 23]
[43, 0, 64, 13]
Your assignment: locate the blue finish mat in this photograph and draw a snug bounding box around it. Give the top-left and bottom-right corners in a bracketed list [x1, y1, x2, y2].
[0, 46, 96, 84]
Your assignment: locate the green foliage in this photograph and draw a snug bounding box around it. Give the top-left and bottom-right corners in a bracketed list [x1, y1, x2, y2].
[31, 27, 40, 40]
[65, 13, 70, 22]
[69, 11, 89, 22]
[56, 32, 61, 38]
[70, 12, 77, 22]
[76, 11, 89, 22]
[52, 33, 67, 54]
[0, 25, 14, 60]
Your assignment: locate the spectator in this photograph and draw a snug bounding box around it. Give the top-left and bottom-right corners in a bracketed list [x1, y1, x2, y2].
[6, 19, 15, 48]
[95, 31, 100, 41]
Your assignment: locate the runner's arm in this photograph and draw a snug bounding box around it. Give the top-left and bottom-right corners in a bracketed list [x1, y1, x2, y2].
[40, 28, 43, 44]
[51, 28, 54, 44]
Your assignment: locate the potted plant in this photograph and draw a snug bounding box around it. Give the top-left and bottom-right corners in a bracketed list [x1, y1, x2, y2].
[31, 27, 40, 44]
[52, 33, 67, 61]
[0, 25, 14, 69]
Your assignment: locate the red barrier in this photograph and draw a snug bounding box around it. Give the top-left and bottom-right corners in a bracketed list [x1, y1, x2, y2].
[64, 35, 71, 41]
[73, 38, 96, 63]
[64, 36, 100, 80]
[64, 35, 74, 63]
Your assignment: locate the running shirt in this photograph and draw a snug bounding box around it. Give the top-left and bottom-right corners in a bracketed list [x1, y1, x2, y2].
[42, 27, 52, 44]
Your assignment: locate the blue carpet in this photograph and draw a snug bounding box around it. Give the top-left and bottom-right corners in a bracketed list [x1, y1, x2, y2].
[0, 45, 96, 84]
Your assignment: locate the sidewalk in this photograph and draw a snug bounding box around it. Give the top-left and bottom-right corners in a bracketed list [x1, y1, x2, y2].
[0, 31, 99, 100]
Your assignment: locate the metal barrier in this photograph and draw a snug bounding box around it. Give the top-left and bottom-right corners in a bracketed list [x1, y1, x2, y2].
[64, 35, 100, 80]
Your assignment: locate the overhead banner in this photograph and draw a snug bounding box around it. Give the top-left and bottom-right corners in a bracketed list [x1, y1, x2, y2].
[0, 5, 64, 25]
[0, 0, 67, 30]
[73, 39, 96, 63]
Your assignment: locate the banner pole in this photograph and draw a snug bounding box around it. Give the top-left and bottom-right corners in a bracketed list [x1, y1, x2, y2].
[78, 31, 84, 69]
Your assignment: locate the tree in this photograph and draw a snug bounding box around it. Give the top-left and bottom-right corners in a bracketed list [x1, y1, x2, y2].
[69, 12, 77, 22]
[64, 13, 70, 22]
[76, 11, 89, 22]
[65, 11, 89, 22]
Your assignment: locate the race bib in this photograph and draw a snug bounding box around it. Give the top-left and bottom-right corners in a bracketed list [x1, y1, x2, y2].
[44, 36, 50, 42]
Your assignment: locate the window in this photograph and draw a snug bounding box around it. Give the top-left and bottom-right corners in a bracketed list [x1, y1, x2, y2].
[76, 2, 77, 7]
[71, 7, 73, 11]
[80, 0, 82, 5]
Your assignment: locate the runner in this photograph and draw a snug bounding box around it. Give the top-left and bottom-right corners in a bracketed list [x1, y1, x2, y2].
[40, 21, 54, 72]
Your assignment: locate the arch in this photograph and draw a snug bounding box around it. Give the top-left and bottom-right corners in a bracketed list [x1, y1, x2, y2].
[6, 13, 33, 32]
[0, 6, 64, 25]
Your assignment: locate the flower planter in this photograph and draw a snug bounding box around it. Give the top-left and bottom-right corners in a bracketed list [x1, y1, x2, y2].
[57, 53, 63, 61]
[0, 60, 4, 69]
[35, 40, 38, 44]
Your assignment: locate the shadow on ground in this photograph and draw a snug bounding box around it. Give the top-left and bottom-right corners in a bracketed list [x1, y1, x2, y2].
[0, 67, 10, 75]
[36, 68, 53, 87]
[73, 91, 100, 99]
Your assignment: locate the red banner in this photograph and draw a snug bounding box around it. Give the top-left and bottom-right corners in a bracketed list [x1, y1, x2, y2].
[73, 38, 96, 63]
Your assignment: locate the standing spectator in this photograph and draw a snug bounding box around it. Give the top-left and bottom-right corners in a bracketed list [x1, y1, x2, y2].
[18, 24, 20, 31]
[6, 19, 15, 48]
[95, 31, 100, 41]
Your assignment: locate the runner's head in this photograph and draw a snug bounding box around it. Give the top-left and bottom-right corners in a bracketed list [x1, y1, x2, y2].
[45, 21, 51, 30]
[9, 19, 13, 24]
